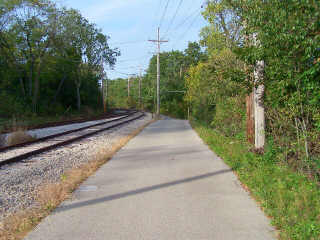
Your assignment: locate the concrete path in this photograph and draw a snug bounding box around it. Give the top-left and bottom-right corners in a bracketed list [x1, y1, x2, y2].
[25, 118, 275, 240]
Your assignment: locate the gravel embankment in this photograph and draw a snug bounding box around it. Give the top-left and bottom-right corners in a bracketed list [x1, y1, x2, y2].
[0, 113, 152, 221]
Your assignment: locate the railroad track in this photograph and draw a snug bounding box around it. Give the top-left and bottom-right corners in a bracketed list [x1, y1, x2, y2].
[0, 111, 145, 167]
[0, 108, 131, 134]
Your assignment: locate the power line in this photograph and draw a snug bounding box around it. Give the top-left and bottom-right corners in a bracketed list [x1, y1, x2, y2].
[109, 40, 146, 45]
[109, 70, 136, 76]
[151, 0, 163, 33]
[162, 0, 184, 38]
[171, 9, 202, 48]
[163, 0, 207, 41]
[163, 6, 201, 40]
[159, 0, 171, 29]
[116, 54, 152, 63]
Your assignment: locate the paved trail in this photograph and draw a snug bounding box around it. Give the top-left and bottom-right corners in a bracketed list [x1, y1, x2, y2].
[26, 118, 275, 240]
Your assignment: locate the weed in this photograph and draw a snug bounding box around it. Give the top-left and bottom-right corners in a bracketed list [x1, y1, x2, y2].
[191, 120, 320, 240]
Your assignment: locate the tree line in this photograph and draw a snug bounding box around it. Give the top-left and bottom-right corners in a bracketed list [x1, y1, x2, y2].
[0, 0, 119, 117]
[110, 0, 319, 179]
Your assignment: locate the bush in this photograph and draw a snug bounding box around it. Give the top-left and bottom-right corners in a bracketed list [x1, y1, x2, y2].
[211, 96, 245, 137]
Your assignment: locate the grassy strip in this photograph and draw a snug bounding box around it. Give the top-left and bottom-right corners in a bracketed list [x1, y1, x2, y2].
[0, 118, 156, 240]
[191, 121, 320, 240]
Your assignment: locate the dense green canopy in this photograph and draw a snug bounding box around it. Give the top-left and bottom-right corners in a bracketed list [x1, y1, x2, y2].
[0, 0, 120, 116]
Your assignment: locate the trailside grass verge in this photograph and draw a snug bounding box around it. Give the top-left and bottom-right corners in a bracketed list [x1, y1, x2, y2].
[191, 121, 320, 240]
[0, 117, 157, 240]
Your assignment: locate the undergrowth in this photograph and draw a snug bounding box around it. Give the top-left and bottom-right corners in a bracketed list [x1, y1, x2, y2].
[192, 121, 320, 240]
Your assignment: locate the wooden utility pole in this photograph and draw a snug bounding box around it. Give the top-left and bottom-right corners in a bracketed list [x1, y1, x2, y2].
[148, 27, 168, 116]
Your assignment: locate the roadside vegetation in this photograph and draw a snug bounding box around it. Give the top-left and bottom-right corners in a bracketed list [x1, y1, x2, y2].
[109, 1, 320, 239]
[193, 121, 320, 239]
[1, 0, 319, 239]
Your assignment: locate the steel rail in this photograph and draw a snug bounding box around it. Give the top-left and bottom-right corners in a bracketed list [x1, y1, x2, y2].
[0, 112, 145, 167]
[0, 110, 137, 153]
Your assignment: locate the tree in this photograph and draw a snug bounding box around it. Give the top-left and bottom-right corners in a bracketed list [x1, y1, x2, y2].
[10, 0, 58, 111]
[0, 0, 120, 116]
[52, 8, 119, 110]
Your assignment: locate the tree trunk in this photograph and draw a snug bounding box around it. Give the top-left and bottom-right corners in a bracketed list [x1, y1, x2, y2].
[52, 73, 66, 104]
[19, 77, 26, 97]
[76, 82, 81, 111]
[102, 79, 106, 113]
[32, 61, 42, 112]
[29, 59, 34, 97]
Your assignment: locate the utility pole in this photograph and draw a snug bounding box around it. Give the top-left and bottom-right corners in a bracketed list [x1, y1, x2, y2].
[149, 27, 168, 116]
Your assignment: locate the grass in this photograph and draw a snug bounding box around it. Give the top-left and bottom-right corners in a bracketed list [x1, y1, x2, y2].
[191, 121, 320, 240]
[0, 118, 156, 240]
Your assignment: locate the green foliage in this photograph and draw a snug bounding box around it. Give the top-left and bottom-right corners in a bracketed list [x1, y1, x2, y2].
[185, 3, 320, 238]
[0, 0, 120, 117]
[108, 78, 129, 109]
[193, 121, 320, 240]
[194, 0, 320, 175]
[185, 38, 246, 134]
[126, 42, 208, 118]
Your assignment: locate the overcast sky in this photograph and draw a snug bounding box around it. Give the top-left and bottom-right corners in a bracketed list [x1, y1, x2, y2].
[60, 0, 208, 79]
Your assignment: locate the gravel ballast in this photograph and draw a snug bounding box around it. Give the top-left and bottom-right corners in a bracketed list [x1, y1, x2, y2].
[0, 113, 152, 221]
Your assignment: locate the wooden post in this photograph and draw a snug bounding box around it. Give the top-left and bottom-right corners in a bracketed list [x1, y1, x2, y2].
[246, 92, 254, 144]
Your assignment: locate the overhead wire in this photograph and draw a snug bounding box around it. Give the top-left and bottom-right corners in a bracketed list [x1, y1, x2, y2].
[109, 40, 146, 45]
[151, 0, 163, 34]
[159, 0, 171, 29]
[109, 70, 136, 76]
[116, 54, 152, 63]
[162, 0, 184, 38]
[171, 9, 202, 49]
[163, 6, 201, 40]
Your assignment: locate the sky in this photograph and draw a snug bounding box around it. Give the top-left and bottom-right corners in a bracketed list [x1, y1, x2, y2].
[59, 0, 208, 79]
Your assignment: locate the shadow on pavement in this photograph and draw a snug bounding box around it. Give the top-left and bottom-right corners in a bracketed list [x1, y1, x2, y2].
[56, 169, 232, 213]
